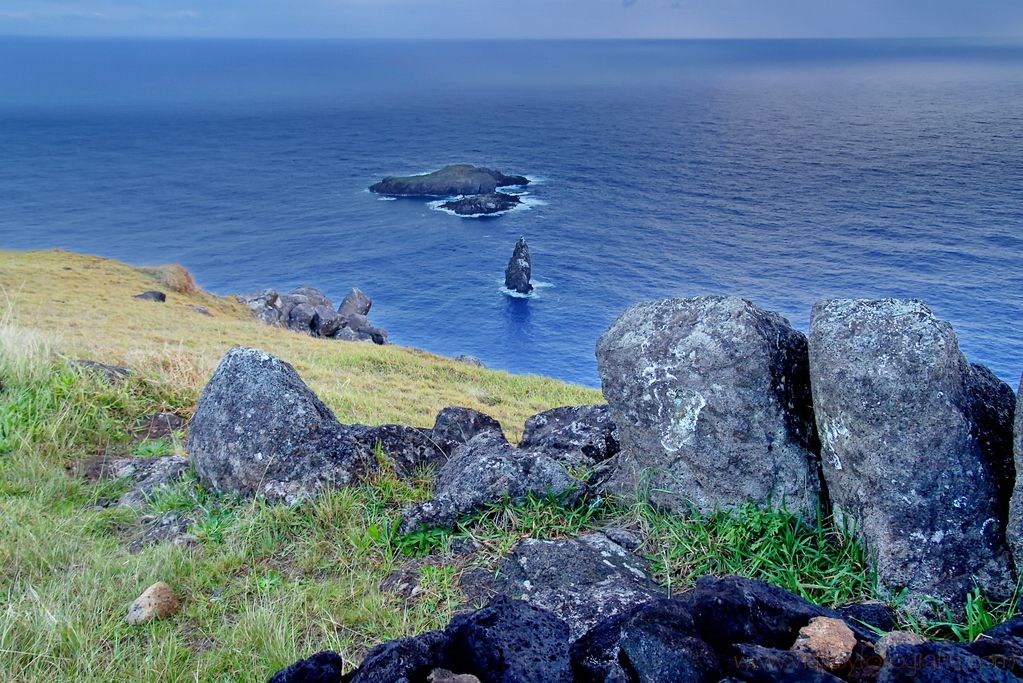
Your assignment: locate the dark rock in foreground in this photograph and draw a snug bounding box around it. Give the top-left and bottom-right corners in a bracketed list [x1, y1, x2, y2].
[67, 453, 190, 508]
[596, 296, 821, 522]
[483, 532, 664, 639]
[189, 347, 375, 503]
[1007, 373, 1023, 572]
[504, 236, 533, 294]
[519, 404, 619, 471]
[237, 286, 387, 345]
[369, 164, 529, 197]
[440, 192, 521, 216]
[268, 650, 344, 683]
[809, 298, 1015, 617]
[133, 290, 166, 302]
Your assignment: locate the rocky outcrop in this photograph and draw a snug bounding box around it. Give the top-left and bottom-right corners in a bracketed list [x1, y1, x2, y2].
[1007, 374, 1023, 571]
[453, 355, 486, 368]
[808, 299, 1016, 616]
[399, 432, 579, 533]
[441, 192, 521, 216]
[189, 347, 375, 503]
[369, 164, 529, 197]
[133, 290, 166, 302]
[430, 406, 507, 454]
[519, 404, 619, 471]
[596, 296, 821, 521]
[481, 532, 664, 639]
[236, 286, 387, 345]
[504, 237, 533, 294]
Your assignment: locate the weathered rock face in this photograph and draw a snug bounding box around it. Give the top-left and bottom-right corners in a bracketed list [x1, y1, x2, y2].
[1007, 374, 1023, 571]
[808, 299, 1015, 616]
[399, 432, 579, 533]
[349, 424, 446, 479]
[519, 405, 620, 471]
[369, 164, 529, 197]
[483, 533, 664, 639]
[596, 296, 821, 521]
[67, 454, 190, 508]
[189, 347, 375, 503]
[441, 192, 521, 216]
[236, 286, 387, 345]
[504, 237, 533, 294]
[430, 407, 507, 454]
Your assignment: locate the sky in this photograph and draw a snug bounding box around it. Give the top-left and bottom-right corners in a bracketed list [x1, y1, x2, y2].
[1, 0, 1022, 40]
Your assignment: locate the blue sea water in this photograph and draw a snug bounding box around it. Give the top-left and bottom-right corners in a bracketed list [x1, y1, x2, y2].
[0, 37, 1021, 388]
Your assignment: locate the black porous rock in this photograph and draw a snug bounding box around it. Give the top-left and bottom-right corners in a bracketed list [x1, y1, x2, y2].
[189, 347, 375, 503]
[268, 650, 344, 683]
[133, 290, 166, 302]
[441, 192, 521, 216]
[398, 432, 579, 533]
[570, 598, 719, 683]
[877, 641, 1018, 682]
[596, 296, 821, 522]
[444, 595, 573, 683]
[837, 602, 899, 634]
[349, 424, 447, 479]
[504, 237, 533, 295]
[729, 643, 842, 682]
[344, 630, 452, 683]
[430, 407, 507, 456]
[485, 532, 665, 638]
[519, 404, 620, 470]
[809, 298, 1015, 617]
[369, 164, 529, 197]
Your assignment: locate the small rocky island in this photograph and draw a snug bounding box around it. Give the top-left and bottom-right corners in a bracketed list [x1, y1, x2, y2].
[441, 192, 521, 216]
[369, 164, 529, 197]
[505, 237, 533, 294]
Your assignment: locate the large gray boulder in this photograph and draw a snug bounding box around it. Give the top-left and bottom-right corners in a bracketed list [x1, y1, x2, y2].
[189, 347, 375, 503]
[1007, 374, 1023, 571]
[596, 296, 821, 520]
[808, 299, 1015, 616]
[399, 432, 579, 533]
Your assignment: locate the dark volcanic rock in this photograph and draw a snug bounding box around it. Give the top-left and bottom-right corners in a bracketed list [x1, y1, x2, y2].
[237, 289, 285, 325]
[369, 164, 529, 197]
[453, 355, 487, 368]
[430, 407, 507, 455]
[503, 237, 533, 294]
[189, 347, 375, 503]
[485, 532, 665, 638]
[344, 630, 452, 683]
[338, 288, 372, 317]
[68, 454, 190, 508]
[837, 602, 899, 634]
[730, 643, 841, 682]
[350, 424, 446, 479]
[877, 641, 1018, 682]
[444, 595, 573, 683]
[808, 298, 1015, 616]
[73, 359, 132, 383]
[441, 192, 521, 216]
[570, 598, 719, 683]
[399, 432, 578, 533]
[133, 290, 166, 302]
[1007, 374, 1023, 571]
[519, 404, 619, 470]
[596, 296, 821, 521]
[268, 650, 344, 683]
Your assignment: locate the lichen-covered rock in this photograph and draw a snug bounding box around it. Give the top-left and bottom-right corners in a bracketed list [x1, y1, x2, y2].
[189, 347, 374, 503]
[485, 532, 664, 638]
[519, 405, 619, 471]
[809, 299, 1015, 616]
[430, 407, 507, 455]
[350, 424, 446, 479]
[68, 454, 189, 508]
[399, 433, 578, 533]
[504, 237, 533, 294]
[1007, 374, 1023, 572]
[596, 296, 821, 520]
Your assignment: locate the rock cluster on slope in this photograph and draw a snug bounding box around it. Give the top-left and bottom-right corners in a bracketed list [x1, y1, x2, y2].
[237, 286, 387, 344]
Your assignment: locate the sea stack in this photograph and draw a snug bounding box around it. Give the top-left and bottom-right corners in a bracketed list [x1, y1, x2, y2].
[505, 237, 533, 294]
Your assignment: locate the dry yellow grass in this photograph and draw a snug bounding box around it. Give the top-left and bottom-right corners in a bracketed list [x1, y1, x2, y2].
[0, 248, 601, 438]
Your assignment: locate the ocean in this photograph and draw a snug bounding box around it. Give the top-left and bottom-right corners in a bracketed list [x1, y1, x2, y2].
[1, 37, 1021, 388]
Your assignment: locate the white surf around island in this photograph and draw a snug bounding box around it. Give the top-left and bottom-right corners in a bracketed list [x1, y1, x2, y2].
[428, 193, 547, 219]
[498, 278, 554, 298]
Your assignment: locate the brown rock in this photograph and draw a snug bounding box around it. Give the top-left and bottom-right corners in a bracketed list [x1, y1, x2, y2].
[874, 630, 928, 659]
[428, 669, 480, 683]
[791, 616, 857, 671]
[125, 581, 180, 625]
